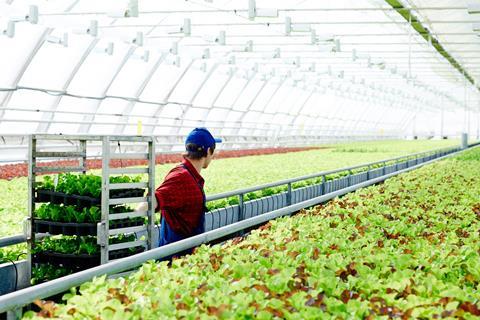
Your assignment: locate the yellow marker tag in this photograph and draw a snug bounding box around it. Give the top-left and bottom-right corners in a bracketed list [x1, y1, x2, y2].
[137, 120, 143, 136]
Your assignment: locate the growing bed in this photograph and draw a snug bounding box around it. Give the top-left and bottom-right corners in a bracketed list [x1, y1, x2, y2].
[24, 148, 480, 319]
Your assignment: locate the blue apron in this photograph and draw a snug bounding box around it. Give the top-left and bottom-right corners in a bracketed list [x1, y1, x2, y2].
[159, 164, 206, 248]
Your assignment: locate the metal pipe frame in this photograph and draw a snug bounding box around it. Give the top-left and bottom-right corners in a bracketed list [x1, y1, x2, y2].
[99, 136, 111, 264]
[0, 106, 298, 128]
[0, 2, 475, 132]
[84, 21, 480, 27]
[26, 136, 35, 288]
[0, 67, 465, 114]
[0, 26, 444, 133]
[0, 143, 476, 315]
[39, 6, 469, 17]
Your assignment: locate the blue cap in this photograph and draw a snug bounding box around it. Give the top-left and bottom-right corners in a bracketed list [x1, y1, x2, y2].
[185, 128, 222, 151]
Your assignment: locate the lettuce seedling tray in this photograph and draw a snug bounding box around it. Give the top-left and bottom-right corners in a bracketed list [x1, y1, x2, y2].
[33, 218, 145, 236]
[33, 247, 145, 268]
[36, 189, 145, 207]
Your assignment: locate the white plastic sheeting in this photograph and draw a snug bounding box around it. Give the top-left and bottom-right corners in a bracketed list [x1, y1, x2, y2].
[0, 0, 479, 157]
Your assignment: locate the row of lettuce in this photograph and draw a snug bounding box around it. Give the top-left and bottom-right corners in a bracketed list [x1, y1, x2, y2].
[25, 147, 480, 319]
[206, 154, 427, 210]
[0, 149, 456, 272]
[0, 152, 426, 266]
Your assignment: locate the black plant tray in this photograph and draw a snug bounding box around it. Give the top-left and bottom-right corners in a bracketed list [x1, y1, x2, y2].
[109, 246, 144, 259]
[36, 190, 99, 207]
[33, 220, 96, 236]
[33, 247, 145, 268]
[36, 189, 145, 207]
[109, 218, 145, 230]
[33, 219, 145, 236]
[110, 188, 145, 199]
[33, 251, 100, 268]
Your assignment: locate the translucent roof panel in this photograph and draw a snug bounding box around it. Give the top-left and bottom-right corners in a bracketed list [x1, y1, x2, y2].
[67, 40, 133, 97]
[140, 61, 191, 103]
[19, 33, 95, 91]
[0, 22, 47, 88]
[192, 65, 231, 107]
[0, 0, 479, 153]
[107, 49, 163, 98]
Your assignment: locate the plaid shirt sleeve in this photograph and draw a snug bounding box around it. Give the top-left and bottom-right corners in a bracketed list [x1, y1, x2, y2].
[155, 169, 186, 212]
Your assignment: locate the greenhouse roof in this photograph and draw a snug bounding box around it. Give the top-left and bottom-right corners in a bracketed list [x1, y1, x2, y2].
[0, 0, 479, 160]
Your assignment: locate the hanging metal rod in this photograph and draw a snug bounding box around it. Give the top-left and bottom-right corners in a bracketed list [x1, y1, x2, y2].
[145, 36, 478, 46]
[37, 6, 467, 16]
[236, 55, 480, 60]
[134, 32, 480, 37]
[0, 107, 294, 128]
[182, 43, 480, 51]
[92, 21, 480, 28]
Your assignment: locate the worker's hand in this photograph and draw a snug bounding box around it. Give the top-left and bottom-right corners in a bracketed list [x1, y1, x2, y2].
[135, 202, 148, 212]
[135, 196, 157, 212]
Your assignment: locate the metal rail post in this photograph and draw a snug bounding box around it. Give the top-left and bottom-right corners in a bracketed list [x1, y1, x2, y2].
[320, 175, 326, 195]
[26, 135, 36, 292]
[147, 139, 156, 250]
[79, 140, 87, 174]
[286, 183, 292, 206]
[234, 194, 243, 223]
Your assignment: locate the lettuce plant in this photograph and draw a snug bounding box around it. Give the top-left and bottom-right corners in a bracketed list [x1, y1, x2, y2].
[25, 148, 480, 319]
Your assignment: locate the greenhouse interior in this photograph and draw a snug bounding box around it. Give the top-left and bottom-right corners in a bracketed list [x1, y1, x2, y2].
[0, 0, 480, 319]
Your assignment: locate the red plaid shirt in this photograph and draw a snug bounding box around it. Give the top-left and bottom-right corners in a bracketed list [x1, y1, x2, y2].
[155, 158, 205, 236]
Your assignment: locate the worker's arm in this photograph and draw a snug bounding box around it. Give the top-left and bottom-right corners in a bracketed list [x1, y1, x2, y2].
[136, 173, 183, 213]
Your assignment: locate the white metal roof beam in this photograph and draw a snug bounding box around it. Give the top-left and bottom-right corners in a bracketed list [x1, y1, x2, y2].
[37, 6, 467, 16]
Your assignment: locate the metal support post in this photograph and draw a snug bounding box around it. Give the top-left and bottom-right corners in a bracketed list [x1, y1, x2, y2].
[99, 136, 110, 264]
[147, 139, 155, 250]
[320, 175, 326, 195]
[237, 194, 245, 237]
[238, 194, 244, 222]
[286, 183, 292, 206]
[461, 133, 468, 149]
[80, 140, 87, 174]
[26, 135, 36, 287]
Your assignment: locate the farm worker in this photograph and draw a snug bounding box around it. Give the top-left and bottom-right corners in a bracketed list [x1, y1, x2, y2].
[139, 128, 221, 249]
